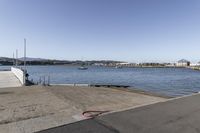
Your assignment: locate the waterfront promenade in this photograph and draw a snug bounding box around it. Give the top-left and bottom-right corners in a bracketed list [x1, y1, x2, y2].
[38, 93, 200, 133]
[0, 71, 21, 88]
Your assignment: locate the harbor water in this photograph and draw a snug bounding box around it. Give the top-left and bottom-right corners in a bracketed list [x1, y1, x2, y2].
[1, 65, 200, 97]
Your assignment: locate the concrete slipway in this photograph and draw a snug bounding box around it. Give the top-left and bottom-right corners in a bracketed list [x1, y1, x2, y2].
[38, 93, 200, 133]
[0, 86, 165, 133]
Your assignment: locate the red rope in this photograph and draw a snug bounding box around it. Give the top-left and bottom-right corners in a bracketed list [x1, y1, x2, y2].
[82, 110, 110, 118]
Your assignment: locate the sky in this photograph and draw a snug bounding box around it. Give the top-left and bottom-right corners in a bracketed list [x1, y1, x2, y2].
[0, 0, 200, 63]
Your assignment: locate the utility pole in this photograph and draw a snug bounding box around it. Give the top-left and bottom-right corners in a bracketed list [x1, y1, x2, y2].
[24, 38, 26, 71]
[16, 49, 18, 67]
[24, 38, 27, 85]
[13, 52, 15, 66]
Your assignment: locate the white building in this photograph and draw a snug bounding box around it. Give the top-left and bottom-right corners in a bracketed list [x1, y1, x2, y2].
[116, 62, 137, 67]
[176, 59, 190, 67]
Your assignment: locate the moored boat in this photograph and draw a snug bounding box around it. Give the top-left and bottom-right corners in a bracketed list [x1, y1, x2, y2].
[78, 66, 88, 70]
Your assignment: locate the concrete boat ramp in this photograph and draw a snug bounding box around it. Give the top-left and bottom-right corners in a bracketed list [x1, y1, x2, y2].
[0, 71, 21, 88]
[38, 93, 200, 133]
[0, 86, 165, 133]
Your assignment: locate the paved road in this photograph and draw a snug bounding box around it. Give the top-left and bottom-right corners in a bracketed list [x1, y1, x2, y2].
[0, 71, 21, 88]
[38, 93, 200, 133]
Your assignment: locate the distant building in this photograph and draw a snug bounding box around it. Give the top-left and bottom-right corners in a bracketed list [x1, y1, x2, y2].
[190, 63, 200, 67]
[176, 59, 190, 67]
[164, 63, 176, 67]
[93, 63, 104, 66]
[116, 62, 137, 67]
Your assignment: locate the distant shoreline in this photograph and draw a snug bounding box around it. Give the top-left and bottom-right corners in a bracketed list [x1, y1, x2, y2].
[0, 64, 192, 68]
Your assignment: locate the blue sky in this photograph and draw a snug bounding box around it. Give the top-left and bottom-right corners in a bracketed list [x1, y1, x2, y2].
[0, 0, 200, 62]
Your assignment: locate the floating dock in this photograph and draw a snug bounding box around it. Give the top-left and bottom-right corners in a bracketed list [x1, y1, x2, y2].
[90, 84, 130, 88]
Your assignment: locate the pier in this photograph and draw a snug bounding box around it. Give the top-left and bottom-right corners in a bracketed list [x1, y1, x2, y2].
[0, 67, 26, 88]
[0, 71, 21, 88]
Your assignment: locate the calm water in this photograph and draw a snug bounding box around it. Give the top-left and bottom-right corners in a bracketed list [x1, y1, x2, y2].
[1, 65, 200, 97]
